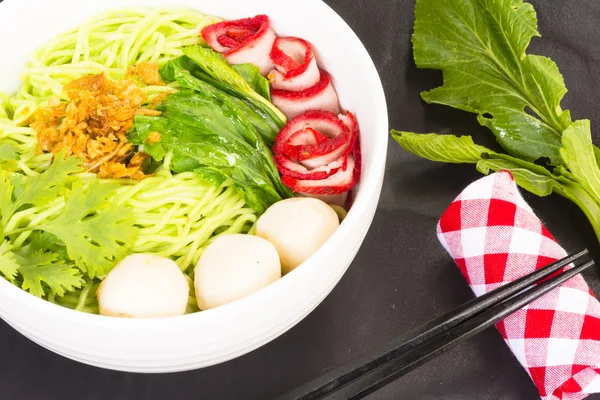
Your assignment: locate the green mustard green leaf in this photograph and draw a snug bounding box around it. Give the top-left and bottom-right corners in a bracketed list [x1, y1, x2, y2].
[0, 240, 19, 282]
[161, 56, 281, 147]
[413, 0, 572, 164]
[393, 129, 571, 199]
[181, 46, 286, 125]
[232, 64, 272, 101]
[391, 131, 488, 163]
[560, 119, 600, 199]
[14, 251, 83, 298]
[476, 154, 600, 240]
[39, 180, 138, 278]
[133, 88, 288, 214]
[477, 155, 560, 197]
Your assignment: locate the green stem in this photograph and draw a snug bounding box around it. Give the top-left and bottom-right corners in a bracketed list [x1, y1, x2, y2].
[555, 182, 600, 244]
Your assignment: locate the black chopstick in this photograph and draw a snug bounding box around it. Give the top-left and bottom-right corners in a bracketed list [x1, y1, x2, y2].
[279, 249, 593, 400]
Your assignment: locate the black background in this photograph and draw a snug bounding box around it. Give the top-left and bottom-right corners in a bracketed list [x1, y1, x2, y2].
[2, 0, 600, 399]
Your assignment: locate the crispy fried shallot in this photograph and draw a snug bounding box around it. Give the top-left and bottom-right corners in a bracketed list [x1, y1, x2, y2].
[32, 72, 157, 179]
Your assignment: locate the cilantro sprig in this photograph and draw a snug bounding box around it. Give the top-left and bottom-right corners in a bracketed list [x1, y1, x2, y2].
[40, 180, 138, 278]
[0, 153, 138, 297]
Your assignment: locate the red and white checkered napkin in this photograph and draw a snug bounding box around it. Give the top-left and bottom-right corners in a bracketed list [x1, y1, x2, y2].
[437, 171, 600, 400]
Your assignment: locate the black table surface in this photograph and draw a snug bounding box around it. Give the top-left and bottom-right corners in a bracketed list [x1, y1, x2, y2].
[3, 0, 600, 399]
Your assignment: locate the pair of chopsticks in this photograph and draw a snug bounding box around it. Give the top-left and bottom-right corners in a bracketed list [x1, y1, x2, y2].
[279, 249, 595, 400]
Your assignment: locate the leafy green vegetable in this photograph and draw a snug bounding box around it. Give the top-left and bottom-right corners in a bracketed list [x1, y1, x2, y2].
[393, 131, 600, 241]
[559, 120, 600, 200]
[161, 56, 282, 147]
[475, 154, 600, 242]
[136, 52, 292, 213]
[233, 63, 272, 101]
[133, 88, 291, 213]
[181, 46, 285, 125]
[394, 0, 600, 248]
[39, 180, 138, 278]
[0, 240, 19, 282]
[14, 251, 84, 298]
[391, 131, 487, 163]
[412, 0, 572, 164]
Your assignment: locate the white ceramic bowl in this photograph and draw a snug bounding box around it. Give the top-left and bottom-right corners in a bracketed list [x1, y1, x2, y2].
[0, 0, 388, 372]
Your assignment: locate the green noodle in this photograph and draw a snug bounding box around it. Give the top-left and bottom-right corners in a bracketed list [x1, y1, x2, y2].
[5, 8, 221, 125]
[0, 9, 264, 315]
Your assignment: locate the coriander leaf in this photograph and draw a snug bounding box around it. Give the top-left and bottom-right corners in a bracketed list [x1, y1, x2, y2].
[232, 64, 271, 101]
[0, 144, 19, 172]
[14, 251, 83, 298]
[6, 152, 82, 220]
[17, 231, 68, 261]
[391, 130, 488, 163]
[0, 144, 18, 161]
[0, 240, 19, 282]
[560, 120, 600, 199]
[40, 180, 138, 278]
[413, 0, 572, 164]
[0, 173, 13, 232]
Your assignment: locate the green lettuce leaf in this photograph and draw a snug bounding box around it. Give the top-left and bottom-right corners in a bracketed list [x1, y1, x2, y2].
[232, 64, 271, 101]
[39, 180, 138, 278]
[476, 155, 563, 197]
[413, 0, 572, 164]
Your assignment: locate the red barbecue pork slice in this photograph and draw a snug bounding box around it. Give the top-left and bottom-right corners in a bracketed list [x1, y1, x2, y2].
[201, 15, 276, 76]
[274, 110, 348, 155]
[282, 154, 359, 195]
[289, 111, 361, 198]
[275, 153, 346, 180]
[268, 37, 320, 91]
[271, 70, 341, 120]
[273, 111, 361, 196]
[282, 128, 329, 160]
[292, 111, 359, 170]
[275, 110, 351, 171]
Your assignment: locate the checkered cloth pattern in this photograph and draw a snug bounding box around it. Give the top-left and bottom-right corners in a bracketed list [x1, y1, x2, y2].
[437, 171, 600, 400]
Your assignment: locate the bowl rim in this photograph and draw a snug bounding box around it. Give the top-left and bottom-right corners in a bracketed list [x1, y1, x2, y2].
[0, 0, 389, 328]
